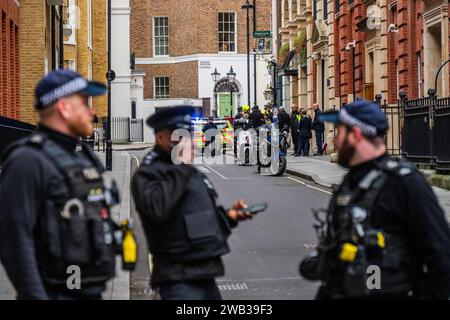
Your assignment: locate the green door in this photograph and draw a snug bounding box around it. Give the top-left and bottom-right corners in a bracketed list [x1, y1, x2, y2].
[219, 94, 233, 118]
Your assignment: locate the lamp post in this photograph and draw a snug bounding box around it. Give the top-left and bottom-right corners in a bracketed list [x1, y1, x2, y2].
[105, 0, 114, 171]
[242, 0, 254, 107]
[211, 68, 221, 117]
[227, 66, 236, 118]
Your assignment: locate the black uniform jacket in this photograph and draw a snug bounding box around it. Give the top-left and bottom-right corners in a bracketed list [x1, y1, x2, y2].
[334, 154, 450, 299]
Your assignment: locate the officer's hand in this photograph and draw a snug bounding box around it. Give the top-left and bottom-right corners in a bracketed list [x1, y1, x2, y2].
[227, 199, 253, 221]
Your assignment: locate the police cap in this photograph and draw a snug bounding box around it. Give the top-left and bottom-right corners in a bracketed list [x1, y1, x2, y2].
[318, 100, 388, 137]
[35, 69, 107, 110]
[146, 106, 195, 132]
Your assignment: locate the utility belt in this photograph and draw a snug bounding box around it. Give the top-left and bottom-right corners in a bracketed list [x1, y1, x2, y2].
[300, 158, 419, 298]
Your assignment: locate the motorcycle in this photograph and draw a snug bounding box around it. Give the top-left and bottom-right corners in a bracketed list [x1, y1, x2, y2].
[233, 118, 256, 165]
[257, 124, 289, 176]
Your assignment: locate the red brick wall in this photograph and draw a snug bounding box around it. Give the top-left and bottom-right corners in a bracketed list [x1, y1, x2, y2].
[0, 0, 19, 120]
[387, 0, 424, 102]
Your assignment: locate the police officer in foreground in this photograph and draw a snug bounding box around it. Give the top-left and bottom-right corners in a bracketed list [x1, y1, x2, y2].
[300, 100, 450, 300]
[131, 106, 253, 300]
[0, 70, 120, 300]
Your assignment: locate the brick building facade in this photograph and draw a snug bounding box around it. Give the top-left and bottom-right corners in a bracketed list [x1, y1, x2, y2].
[131, 0, 273, 117]
[20, 0, 63, 124]
[0, 0, 20, 120]
[63, 0, 108, 117]
[334, 0, 449, 105]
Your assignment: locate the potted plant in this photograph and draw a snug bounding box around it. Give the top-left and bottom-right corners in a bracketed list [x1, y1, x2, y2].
[279, 42, 290, 64]
[292, 31, 306, 54]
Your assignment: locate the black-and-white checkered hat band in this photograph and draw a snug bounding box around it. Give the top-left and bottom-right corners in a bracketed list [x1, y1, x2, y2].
[39, 77, 88, 107]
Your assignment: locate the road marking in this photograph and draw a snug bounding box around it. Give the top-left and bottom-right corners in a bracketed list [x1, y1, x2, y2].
[218, 277, 301, 282]
[203, 164, 229, 180]
[196, 165, 211, 173]
[286, 176, 332, 195]
[217, 282, 249, 291]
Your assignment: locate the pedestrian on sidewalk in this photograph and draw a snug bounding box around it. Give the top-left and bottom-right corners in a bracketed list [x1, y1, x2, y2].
[277, 106, 290, 133]
[299, 100, 450, 300]
[131, 106, 255, 300]
[295, 108, 312, 157]
[312, 103, 325, 155]
[0, 70, 120, 300]
[290, 105, 301, 155]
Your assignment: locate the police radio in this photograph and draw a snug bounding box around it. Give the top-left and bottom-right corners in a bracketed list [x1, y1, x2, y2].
[121, 219, 138, 271]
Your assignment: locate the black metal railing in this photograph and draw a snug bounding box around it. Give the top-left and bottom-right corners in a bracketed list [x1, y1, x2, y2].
[374, 97, 403, 156]
[401, 94, 450, 172]
[101, 117, 144, 144]
[0, 116, 36, 157]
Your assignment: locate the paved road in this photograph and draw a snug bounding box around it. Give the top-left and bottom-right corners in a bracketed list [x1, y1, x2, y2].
[129, 150, 331, 300]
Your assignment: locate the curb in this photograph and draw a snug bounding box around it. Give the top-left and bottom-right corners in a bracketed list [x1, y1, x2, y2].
[285, 168, 333, 189]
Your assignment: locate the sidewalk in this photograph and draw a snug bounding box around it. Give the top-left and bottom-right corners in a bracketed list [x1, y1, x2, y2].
[286, 154, 450, 223]
[0, 150, 132, 300]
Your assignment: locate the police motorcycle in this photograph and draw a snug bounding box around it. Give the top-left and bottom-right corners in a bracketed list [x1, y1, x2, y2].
[257, 124, 289, 176]
[233, 117, 256, 165]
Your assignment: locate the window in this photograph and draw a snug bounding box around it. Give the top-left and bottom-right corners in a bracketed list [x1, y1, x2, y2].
[218, 12, 236, 52]
[335, 0, 340, 14]
[313, 0, 317, 21]
[417, 52, 422, 98]
[153, 17, 169, 56]
[154, 77, 169, 98]
[323, 0, 328, 20]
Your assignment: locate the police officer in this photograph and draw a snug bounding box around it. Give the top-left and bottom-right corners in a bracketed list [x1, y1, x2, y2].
[0, 70, 120, 300]
[131, 106, 253, 300]
[299, 100, 450, 300]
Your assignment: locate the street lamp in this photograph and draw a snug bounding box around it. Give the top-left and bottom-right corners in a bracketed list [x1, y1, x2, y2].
[345, 40, 356, 102]
[263, 84, 273, 102]
[211, 68, 221, 117]
[105, 0, 113, 171]
[242, 0, 254, 107]
[227, 66, 236, 118]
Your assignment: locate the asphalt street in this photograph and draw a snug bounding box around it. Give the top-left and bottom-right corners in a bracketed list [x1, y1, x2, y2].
[129, 150, 331, 300]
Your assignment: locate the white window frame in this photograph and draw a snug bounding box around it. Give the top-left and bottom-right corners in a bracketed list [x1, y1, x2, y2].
[64, 0, 77, 45]
[153, 77, 170, 99]
[87, 0, 92, 49]
[153, 16, 169, 57]
[417, 52, 422, 98]
[218, 12, 237, 54]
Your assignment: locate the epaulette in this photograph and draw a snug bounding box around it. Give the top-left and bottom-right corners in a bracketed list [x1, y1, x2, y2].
[380, 158, 415, 177]
[142, 150, 159, 166]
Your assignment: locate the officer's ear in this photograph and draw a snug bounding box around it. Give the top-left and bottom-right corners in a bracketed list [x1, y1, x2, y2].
[350, 126, 364, 143]
[54, 98, 73, 121]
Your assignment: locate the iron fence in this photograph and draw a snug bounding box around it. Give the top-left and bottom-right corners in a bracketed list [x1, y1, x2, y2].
[100, 117, 144, 144]
[400, 95, 450, 172]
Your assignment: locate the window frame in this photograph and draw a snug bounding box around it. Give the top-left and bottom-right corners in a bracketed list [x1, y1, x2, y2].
[153, 77, 170, 99]
[218, 11, 237, 53]
[87, 0, 92, 49]
[153, 16, 169, 57]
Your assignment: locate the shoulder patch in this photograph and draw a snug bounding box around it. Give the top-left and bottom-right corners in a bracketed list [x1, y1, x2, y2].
[142, 151, 158, 166]
[381, 158, 415, 177]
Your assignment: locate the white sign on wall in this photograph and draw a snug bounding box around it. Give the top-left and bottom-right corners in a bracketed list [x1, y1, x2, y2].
[199, 61, 211, 69]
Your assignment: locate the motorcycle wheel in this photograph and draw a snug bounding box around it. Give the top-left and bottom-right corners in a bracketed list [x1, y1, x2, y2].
[274, 156, 287, 176]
